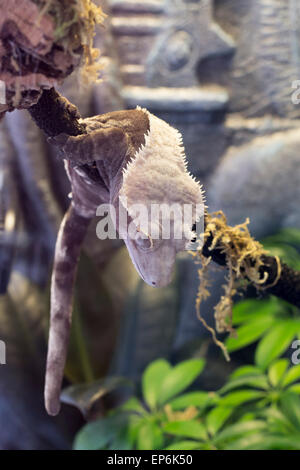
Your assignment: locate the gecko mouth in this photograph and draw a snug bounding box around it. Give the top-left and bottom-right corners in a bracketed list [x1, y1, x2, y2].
[129, 251, 159, 287]
[132, 256, 147, 283]
[134, 258, 171, 288]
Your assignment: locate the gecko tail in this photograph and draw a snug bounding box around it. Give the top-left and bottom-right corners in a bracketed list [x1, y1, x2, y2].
[45, 204, 91, 416]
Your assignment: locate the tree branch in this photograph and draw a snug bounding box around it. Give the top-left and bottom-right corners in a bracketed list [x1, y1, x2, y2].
[202, 234, 300, 309]
[28, 88, 300, 310]
[28, 88, 86, 138]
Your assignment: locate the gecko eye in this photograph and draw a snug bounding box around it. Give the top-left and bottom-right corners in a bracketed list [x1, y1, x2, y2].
[135, 231, 153, 251]
[190, 223, 197, 243]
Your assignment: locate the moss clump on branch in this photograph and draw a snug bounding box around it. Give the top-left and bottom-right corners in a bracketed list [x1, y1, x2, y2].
[36, 0, 106, 85]
[195, 211, 282, 360]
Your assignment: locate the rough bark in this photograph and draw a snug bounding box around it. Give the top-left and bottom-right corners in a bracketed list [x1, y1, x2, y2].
[28, 88, 86, 138]
[0, 0, 82, 113]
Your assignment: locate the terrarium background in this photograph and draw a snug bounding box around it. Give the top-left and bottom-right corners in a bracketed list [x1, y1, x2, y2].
[1, 0, 300, 449]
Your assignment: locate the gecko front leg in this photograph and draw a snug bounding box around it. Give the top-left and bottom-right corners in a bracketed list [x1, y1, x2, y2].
[48, 127, 129, 166]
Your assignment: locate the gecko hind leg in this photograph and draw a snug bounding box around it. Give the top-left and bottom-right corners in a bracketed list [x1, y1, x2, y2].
[45, 204, 91, 416]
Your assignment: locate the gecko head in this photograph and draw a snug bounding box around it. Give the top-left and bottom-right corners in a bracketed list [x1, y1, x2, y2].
[121, 228, 177, 288]
[118, 110, 205, 288]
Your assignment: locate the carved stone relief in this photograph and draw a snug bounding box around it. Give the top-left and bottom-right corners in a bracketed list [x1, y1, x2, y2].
[99, 0, 300, 183]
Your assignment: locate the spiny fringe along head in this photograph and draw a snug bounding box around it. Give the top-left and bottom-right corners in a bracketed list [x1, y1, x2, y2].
[119, 109, 205, 248]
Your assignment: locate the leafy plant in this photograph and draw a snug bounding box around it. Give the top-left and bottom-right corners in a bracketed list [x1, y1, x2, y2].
[73, 356, 300, 450]
[225, 297, 300, 366]
[73, 228, 300, 451]
[74, 358, 211, 450]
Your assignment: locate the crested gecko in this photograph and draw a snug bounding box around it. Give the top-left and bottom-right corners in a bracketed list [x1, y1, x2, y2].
[46, 106, 205, 415]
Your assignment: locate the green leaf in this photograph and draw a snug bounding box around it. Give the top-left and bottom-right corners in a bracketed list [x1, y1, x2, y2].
[280, 392, 300, 429]
[288, 383, 300, 394]
[219, 390, 264, 407]
[137, 421, 164, 450]
[225, 433, 300, 450]
[108, 429, 133, 450]
[158, 359, 205, 405]
[282, 365, 300, 388]
[142, 359, 171, 410]
[238, 412, 257, 422]
[164, 420, 207, 441]
[165, 440, 200, 450]
[268, 359, 289, 387]
[255, 322, 299, 369]
[127, 415, 143, 447]
[226, 315, 275, 353]
[262, 228, 300, 248]
[169, 391, 217, 410]
[219, 375, 269, 394]
[263, 407, 296, 434]
[232, 299, 278, 326]
[73, 414, 127, 450]
[206, 406, 233, 436]
[262, 244, 300, 270]
[214, 421, 267, 446]
[262, 228, 300, 271]
[120, 397, 145, 414]
[230, 365, 263, 379]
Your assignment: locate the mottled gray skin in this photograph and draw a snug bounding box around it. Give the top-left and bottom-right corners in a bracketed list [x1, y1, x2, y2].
[45, 109, 151, 415]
